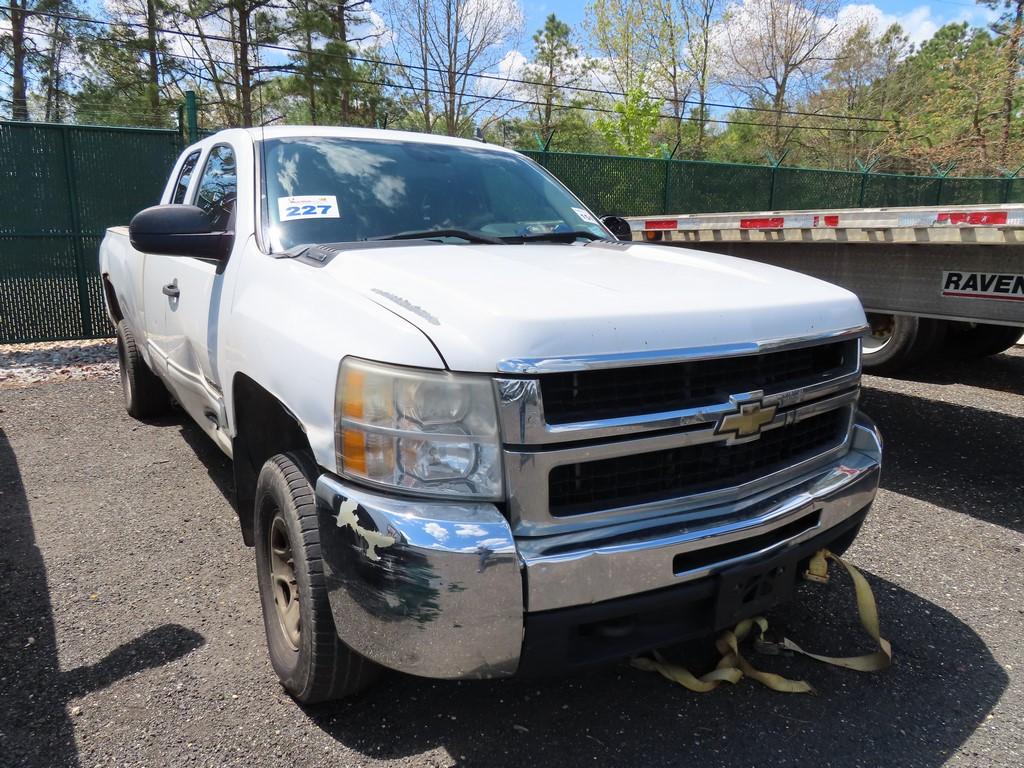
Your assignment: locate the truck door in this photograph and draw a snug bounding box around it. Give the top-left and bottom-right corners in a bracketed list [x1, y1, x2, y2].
[143, 143, 236, 447]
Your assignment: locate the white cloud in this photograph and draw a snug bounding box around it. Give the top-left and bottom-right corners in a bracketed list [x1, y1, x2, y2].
[837, 2, 1003, 47]
[423, 522, 449, 542]
[352, 10, 392, 52]
[475, 49, 529, 98]
[837, 3, 934, 46]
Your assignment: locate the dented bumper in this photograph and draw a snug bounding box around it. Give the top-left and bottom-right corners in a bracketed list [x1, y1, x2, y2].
[315, 477, 523, 679]
[314, 412, 882, 680]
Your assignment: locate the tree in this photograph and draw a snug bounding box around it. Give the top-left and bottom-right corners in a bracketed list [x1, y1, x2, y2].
[681, 0, 719, 154]
[280, 0, 381, 125]
[2, 0, 34, 118]
[521, 14, 591, 139]
[876, 23, 1008, 172]
[36, 0, 87, 122]
[796, 22, 909, 168]
[594, 84, 663, 155]
[385, 0, 523, 136]
[717, 0, 840, 153]
[73, 0, 181, 126]
[641, 0, 691, 147]
[981, 0, 1024, 165]
[163, 0, 290, 127]
[584, 0, 650, 93]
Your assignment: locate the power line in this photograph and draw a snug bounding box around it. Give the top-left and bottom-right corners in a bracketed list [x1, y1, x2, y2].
[268, 65, 890, 134]
[20, 7, 898, 127]
[1, 30, 890, 135]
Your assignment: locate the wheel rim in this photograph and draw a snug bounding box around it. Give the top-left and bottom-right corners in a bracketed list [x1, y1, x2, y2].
[268, 514, 301, 650]
[117, 336, 132, 406]
[863, 313, 895, 355]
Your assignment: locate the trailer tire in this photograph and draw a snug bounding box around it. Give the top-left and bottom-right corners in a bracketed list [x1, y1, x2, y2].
[254, 451, 379, 703]
[115, 320, 170, 419]
[862, 313, 945, 375]
[942, 322, 1023, 359]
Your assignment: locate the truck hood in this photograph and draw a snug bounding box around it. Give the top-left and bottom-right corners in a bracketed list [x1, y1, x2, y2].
[322, 241, 865, 372]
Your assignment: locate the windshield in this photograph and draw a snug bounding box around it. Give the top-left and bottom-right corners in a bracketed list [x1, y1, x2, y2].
[261, 137, 609, 250]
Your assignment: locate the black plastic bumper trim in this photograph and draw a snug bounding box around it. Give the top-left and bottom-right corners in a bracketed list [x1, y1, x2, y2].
[517, 505, 870, 676]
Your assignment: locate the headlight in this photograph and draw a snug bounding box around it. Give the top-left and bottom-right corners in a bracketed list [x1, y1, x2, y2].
[336, 358, 503, 499]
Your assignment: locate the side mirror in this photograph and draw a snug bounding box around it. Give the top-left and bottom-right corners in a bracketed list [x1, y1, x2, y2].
[601, 215, 633, 241]
[129, 205, 233, 260]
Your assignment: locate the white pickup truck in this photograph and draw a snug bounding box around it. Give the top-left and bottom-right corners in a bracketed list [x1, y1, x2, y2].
[99, 126, 882, 702]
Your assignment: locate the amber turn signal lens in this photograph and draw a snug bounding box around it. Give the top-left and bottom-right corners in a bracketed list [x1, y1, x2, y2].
[341, 429, 367, 474]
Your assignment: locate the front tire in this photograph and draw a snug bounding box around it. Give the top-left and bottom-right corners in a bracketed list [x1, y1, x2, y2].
[254, 452, 378, 703]
[115, 320, 170, 419]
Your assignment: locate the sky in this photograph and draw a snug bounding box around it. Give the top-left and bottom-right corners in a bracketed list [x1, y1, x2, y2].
[519, 0, 1000, 50]
[2, 0, 1004, 116]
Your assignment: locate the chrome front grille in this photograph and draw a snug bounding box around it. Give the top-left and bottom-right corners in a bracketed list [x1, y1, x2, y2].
[538, 340, 856, 425]
[495, 328, 865, 537]
[547, 408, 849, 516]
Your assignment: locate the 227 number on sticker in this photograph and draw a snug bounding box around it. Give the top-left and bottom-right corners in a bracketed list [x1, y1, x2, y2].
[277, 195, 340, 222]
[286, 203, 332, 217]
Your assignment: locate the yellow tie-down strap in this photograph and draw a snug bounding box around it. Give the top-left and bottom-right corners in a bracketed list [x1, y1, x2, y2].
[631, 549, 892, 694]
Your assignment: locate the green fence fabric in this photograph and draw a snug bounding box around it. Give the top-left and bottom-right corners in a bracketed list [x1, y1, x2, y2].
[523, 149, 1024, 216]
[2, 121, 1022, 343]
[1, 121, 185, 343]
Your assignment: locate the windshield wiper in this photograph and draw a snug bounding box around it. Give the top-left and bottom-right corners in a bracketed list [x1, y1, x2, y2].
[503, 230, 609, 244]
[369, 228, 505, 244]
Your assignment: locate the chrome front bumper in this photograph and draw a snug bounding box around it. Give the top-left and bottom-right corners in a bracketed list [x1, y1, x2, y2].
[314, 412, 882, 680]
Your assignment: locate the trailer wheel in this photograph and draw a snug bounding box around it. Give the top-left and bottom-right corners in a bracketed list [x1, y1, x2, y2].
[942, 322, 1023, 359]
[862, 313, 946, 375]
[254, 451, 379, 703]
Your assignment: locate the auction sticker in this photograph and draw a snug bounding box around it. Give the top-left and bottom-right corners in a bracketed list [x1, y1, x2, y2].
[941, 271, 1024, 302]
[277, 195, 340, 221]
[572, 206, 599, 225]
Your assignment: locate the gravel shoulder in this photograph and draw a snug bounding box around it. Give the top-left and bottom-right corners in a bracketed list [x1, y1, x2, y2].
[0, 339, 117, 389]
[0, 351, 1021, 768]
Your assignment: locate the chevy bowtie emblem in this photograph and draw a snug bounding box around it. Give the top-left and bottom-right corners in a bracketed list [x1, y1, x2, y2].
[716, 396, 777, 440]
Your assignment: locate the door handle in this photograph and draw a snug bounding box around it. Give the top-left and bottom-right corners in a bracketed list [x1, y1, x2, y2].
[162, 280, 180, 298]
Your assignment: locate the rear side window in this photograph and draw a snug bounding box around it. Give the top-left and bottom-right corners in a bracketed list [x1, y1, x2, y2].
[171, 151, 201, 204]
[194, 145, 237, 231]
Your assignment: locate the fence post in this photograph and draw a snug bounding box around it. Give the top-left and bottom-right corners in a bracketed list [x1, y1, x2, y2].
[855, 158, 879, 207]
[185, 90, 199, 143]
[930, 162, 956, 205]
[59, 125, 94, 339]
[1000, 164, 1024, 203]
[661, 141, 680, 214]
[766, 150, 789, 210]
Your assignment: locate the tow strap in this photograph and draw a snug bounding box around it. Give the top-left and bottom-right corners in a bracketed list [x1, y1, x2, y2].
[631, 549, 892, 694]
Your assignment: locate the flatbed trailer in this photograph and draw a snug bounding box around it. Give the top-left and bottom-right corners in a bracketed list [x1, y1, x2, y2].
[624, 204, 1024, 372]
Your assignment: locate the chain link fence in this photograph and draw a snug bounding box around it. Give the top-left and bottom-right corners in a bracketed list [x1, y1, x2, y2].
[1, 121, 186, 343]
[2, 120, 1022, 343]
[522, 150, 1024, 215]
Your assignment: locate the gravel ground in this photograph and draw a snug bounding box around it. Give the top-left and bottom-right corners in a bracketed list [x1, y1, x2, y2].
[0, 339, 118, 389]
[1, 349, 1022, 768]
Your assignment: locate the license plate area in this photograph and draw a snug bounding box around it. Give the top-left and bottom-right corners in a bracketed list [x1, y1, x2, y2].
[713, 550, 798, 629]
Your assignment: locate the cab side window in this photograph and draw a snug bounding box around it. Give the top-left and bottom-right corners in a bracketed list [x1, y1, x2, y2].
[193, 145, 237, 231]
[171, 150, 201, 204]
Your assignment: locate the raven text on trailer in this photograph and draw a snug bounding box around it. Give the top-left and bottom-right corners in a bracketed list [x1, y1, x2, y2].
[941, 272, 1024, 302]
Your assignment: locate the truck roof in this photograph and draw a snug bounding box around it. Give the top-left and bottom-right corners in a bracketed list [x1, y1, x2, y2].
[195, 125, 519, 155]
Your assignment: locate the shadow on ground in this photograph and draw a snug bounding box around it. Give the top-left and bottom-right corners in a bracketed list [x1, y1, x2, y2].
[303, 566, 1006, 767]
[297, 355, 1018, 765]
[880, 347, 1024, 398]
[120, 373, 1015, 767]
[0, 428, 204, 768]
[861, 386, 1024, 532]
